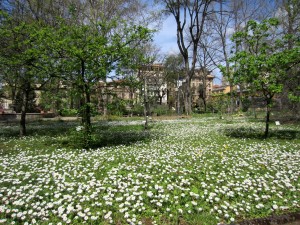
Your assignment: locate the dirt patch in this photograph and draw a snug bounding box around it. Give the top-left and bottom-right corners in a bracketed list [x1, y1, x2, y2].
[233, 212, 300, 225]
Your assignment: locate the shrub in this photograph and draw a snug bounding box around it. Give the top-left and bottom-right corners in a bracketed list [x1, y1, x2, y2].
[59, 108, 78, 117]
[152, 105, 172, 116]
[107, 99, 128, 116]
[131, 104, 144, 116]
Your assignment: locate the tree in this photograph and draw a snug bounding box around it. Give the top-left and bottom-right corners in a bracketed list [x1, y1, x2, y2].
[54, 20, 152, 146]
[208, 0, 235, 113]
[207, 0, 277, 114]
[133, 44, 161, 129]
[163, 54, 185, 113]
[160, 0, 214, 115]
[231, 18, 299, 137]
[118, 75, 142, 111]
[0, 0, 157, 142]
[0, 12, 59, 136]
[197, 29, 218, 112]
[275, 0, 300, 111]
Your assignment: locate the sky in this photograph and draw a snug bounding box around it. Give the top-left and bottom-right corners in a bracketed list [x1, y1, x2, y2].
[153, 15, 179, 55]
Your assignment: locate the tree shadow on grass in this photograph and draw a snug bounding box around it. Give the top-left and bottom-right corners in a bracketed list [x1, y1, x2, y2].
[0, 121, 152, 150]
[60, 123, 152, 149]
[93, 131, 151, 148]
[0, 120, 81, 138]
[224, 127, 300, 140]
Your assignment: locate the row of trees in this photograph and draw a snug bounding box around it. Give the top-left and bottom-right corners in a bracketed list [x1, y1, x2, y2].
[0, 0, 157, 146]
[159, 0, 299, 137]
[0, 0, 299, 140]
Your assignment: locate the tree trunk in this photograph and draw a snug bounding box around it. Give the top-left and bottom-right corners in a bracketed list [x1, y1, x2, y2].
[103, 83, 108, 116]
[202, 72, 207, 112]
[177, 87, 181, 116]
[80, 60, 92, 148]
[264, 99, 271, 138]
[230, 84, 234, 114]
[239, 85, 243, 111]
[83, 85, 92, 147]
[83, 84, 91, 127]
[143, 77, 149, 130]
[11, 86, 17, 112]
[159, 96, 162, 105]
[184, 78, 192, 115]
[203, 98, 207, 112]
[54, 81, 60, 115]
[70, 85, 74, 109]
[19, 88, 29, 137]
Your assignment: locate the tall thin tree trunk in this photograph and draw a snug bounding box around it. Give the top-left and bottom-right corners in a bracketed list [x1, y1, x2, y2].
[264, 98, 271, 138]
[202, 71, 207, 113]
[159, 95, 163, 105]
[83, 85, 92, 147]
[83, 84, 91, 128]
[54, 81, 60, 115]
[11, 87, 17, 112]
[177, 87, 181, 116]
[103, 83, 108, 116]
[20, 88, 29, 137]
[239, 85, 243, 111]
[80, 60, 92, 148]
[70, 85, 74, 109]
[230, 84, 234, 114]
[143, 77, 149, 129]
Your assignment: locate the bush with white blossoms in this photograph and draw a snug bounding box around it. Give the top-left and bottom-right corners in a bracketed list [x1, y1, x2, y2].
[0, 117, 299, 225]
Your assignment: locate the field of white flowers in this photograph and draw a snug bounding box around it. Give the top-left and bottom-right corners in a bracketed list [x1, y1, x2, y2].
[0, 117, 299, 225]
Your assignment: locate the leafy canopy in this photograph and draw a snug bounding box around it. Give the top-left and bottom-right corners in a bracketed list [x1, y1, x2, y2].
[231, 18, 299, 99]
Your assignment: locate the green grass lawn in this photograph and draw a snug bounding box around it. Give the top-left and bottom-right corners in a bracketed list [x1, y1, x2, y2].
[0, 115, 299, 225]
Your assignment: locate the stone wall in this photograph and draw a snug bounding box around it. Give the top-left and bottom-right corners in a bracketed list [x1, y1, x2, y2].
[0, 113, 55, 121]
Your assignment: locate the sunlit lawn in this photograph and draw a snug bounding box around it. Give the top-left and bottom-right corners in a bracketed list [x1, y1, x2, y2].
[0, 115, 299, 225]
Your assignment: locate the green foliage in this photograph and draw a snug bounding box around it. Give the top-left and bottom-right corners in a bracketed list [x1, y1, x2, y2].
[107, 98, 128, 116]
[286, 41, 300, 103]
[51, 19, 153, 146]
[14, 89, 39, 113]
[209, 94, 230, 115]
[152, 105, 173, 116]
[0, 9, 153, 140]
[164, 53, 185, 84]
[241, 97, 251, 112]
[231, 18, 300, 137]
[131, 104, 144, 116]
[59, 108, 78, 117]
[0, 15, 63, 136]
[38, 82, 70, 113]
[231, 18, 298, 98]
[0, 18, 60, 83]
[289, 91, 300, 102]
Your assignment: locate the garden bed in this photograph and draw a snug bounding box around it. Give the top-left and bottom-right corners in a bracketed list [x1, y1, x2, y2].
[234, 211, 300, 225]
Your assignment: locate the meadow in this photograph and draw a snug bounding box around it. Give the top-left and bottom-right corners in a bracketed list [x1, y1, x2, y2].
[0, 115, 299, 225]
